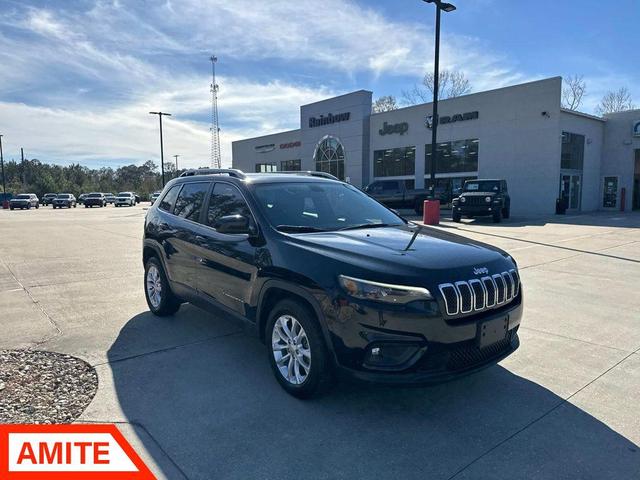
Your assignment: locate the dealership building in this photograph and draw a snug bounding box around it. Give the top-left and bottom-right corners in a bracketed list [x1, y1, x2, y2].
[232, 77, 640, 215]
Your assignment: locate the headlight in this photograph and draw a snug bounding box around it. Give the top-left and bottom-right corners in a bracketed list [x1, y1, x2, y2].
[460, 197, 466, 203]
[485, 196, 491, 203]
[338, 275, 432, 304]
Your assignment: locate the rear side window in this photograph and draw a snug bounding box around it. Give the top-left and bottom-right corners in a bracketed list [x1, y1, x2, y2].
[174, 182, 209, 221]
[158, 185, 181, 212]
[207, 183, 252, 228]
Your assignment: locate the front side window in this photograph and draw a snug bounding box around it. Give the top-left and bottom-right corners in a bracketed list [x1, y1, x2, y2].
[174, 182, 209, 221]
[158, 184, 182, 212]
[252, 182, 403, 231]
[373, 147, 415, 177]
[314, 136, 345, 180]
[207, 183, 252, 228]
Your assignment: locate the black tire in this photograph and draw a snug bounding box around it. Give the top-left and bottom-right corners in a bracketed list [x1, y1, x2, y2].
[502, 205, 510, 219]
[266, 299, 333, 399]
[73, 204, 76, 208]
[493, 209, 502, 223]
[35, 204, 39, 209]
[144, 256, 181, 316]
[452, 211, 461, 223]
[85, 204, 88, 208]
[10, 207, 13, 210]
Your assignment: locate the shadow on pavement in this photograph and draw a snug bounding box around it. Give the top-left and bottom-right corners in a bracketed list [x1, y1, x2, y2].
[107, 311, 640, 480]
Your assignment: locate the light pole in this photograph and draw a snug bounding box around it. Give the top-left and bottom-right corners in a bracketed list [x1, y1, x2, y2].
[0, 134, 6, 207]
[423, 0, 456, 196]
[173, 154, 180, 177]
[149, 111, 172, 187]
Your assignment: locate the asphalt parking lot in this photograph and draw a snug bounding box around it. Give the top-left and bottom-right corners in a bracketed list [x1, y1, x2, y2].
[1, 205, 639, 479]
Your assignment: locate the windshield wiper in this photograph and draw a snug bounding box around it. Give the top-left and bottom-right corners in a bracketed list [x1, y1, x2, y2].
[276, 225, 331, 233]
[337, 223, 399, 231]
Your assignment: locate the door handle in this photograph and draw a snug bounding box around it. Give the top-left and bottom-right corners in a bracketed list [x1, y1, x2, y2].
[195, 235, 207, 243]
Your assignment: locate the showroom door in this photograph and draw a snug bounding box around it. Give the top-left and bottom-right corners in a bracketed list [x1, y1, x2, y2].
[560, 174, 582, 211]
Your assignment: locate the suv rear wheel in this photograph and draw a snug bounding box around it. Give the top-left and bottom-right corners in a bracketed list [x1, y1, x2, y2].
[144, 256, 181, 316]
[267, 299, 333, 398]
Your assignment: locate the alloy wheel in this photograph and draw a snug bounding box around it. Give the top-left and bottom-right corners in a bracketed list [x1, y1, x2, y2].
[271, 315, 311, 385]
[146, 265, 162, 308]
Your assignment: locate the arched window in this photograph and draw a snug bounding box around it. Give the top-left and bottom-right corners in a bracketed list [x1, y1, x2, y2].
[313, 135, 345, 180]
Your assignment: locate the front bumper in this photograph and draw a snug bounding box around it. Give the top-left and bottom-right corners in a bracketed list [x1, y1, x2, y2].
[326, 292, 523, 385]
[454, 204, 499, 216]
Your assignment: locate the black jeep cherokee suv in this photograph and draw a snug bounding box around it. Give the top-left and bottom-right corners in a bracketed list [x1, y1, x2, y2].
[452, 179, 510, 223]
[143, 169, 523, 398]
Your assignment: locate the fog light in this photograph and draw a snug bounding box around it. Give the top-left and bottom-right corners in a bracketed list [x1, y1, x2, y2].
[363, 343, 424, 370]
[371, 347, 381, 356]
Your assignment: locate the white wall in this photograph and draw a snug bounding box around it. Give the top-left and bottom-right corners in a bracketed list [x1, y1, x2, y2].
[370, 77, 564, 215]
[232, 129, 301, 172]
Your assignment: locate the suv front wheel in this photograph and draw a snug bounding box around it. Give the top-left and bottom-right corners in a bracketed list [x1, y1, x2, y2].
[267, 299, 333, 398]
[144, 257, 181, 316]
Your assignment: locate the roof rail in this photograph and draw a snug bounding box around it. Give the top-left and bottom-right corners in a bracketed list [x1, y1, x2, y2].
[179, 168, 246, 179]
[277, 171, 340, 181]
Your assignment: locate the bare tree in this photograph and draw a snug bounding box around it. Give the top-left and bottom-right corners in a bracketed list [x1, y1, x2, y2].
[561, 75, 586, 111]
[595, 87, 635, 115]
[402, 70, 472, 105]
[372, 95, 399, 113]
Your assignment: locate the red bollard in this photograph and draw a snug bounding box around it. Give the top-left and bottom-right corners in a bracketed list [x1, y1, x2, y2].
[423, 199, 440, 225]
[2, 201, 8, 210]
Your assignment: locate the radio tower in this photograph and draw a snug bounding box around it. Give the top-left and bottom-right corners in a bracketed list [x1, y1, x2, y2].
[209, 55, 222, 168]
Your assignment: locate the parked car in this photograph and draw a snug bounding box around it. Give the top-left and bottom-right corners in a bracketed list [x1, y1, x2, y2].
[364, 180, 434, 214]
[133, 193, 140, 204]
[78, 193, 88, 205]
[149, 191, 161, 204]
[452, 179, 511, 223]
[52, 193, 77, 209]
[115, 192, 135, 207]
[42, 193, 58, 206]
[10, 193, 39, 210]
[143, 169, 523, 398]
[84, 192, 106, 208]
[104, 193, 116, 204]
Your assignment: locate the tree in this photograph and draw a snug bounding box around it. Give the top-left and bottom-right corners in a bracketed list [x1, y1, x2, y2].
[562, 75, 586, 111]
[402, 70, 471, 105]
[596, 87, 635, 115]
[372, 95, 398, 113]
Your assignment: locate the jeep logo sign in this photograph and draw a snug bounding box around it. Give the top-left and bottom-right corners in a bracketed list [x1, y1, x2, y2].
[426, 111, 479, 129]
[379, 121, 408, 136]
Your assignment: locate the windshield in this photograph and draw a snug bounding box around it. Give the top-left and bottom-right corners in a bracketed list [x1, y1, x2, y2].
[88, 193, 102, 198]
[464, 181, 500, 192]
[252, 182, 403, 232]
[15, 194, 30, 199]
[57, 194, 71, 198]
[118, 192, 131, 197]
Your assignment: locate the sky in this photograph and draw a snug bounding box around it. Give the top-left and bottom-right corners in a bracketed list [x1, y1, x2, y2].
[0, 0, 638, 169]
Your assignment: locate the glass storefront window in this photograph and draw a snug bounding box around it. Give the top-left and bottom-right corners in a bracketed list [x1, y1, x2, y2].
[255, 163, 277, 173]
[314, 136, 345, 180]
[561, 132, 585, 170]
[281, 159, 301, 171]
[425, 139, 479, 174]
[373, 147, 416, 177]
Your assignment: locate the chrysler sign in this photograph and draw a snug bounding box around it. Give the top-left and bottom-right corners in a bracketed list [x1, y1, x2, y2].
[426, 111, 479, 129]
[308, 112, 351, 128]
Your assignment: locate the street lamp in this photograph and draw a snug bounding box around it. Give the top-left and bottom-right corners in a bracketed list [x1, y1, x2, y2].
[423, 0, 456, 197]
[149, 111, 172, 187]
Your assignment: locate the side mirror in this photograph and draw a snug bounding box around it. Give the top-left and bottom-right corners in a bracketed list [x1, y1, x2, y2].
[215, 214, 256, 235]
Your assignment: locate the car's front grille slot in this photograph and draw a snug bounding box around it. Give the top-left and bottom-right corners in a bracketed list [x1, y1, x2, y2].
[439, 270, 519, 317]
[463, 196, 487, 206]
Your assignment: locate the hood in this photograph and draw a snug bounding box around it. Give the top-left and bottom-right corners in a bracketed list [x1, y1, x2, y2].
[282, 225, 514, 284]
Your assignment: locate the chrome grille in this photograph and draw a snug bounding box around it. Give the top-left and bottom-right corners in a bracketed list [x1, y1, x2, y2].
[439, 270, 520, 316]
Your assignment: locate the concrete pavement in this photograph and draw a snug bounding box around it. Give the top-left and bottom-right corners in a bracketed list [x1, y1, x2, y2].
[1, 205, 639, 479]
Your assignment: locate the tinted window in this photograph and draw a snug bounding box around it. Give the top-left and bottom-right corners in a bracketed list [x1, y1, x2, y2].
[381, 180, 400, 192]
[373, 147, 415, 177]
[174, 182, 209, 221]
[207, 183, 252, 228]
[253, 182, 403, 231]
[158, 185, 181, 212]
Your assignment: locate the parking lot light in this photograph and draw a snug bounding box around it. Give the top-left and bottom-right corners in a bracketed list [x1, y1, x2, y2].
[149, 111, 172, 187]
